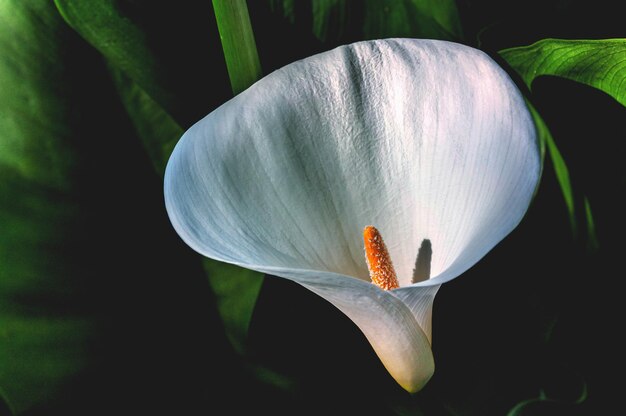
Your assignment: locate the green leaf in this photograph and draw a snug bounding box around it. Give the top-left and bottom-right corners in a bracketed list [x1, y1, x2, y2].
[526, 104, 547, 166]
[500, 39, 621, 241]
[54, 0, 265, 354]
[0, 1, 96, 411]
[268, 0, 463, 43]
[544, 126, 577, 234]
[583, 196, 599, 253]
[361, 0, 463, 41]
[108, 67, 182, 175]
[525, 103, 577, 233]
[500, 38, 626, 107]
[53, 0, 177, 119]
[109, 68, 264, 352]
[1, 1, 240, 412]
[202, 260, 264, 353]
[212, 0, 263, 94]
[507, 383, 587, 416]
[53, 0, 231, 126]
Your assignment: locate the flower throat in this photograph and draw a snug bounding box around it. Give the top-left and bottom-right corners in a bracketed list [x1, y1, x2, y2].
[363, 226, 432, 290]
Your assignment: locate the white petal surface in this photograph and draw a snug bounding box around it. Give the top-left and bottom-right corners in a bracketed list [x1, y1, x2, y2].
[165, 38, 540, 288]
[281, 270, 434, 392]
[392, 285, 440, 344]
[164, 38, 541, 391]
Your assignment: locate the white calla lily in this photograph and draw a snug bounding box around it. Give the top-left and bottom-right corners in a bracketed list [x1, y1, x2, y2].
[164, 39, 541, 392]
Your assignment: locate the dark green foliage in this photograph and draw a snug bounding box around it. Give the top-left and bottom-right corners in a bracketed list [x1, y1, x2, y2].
[0, 0, 623, 414]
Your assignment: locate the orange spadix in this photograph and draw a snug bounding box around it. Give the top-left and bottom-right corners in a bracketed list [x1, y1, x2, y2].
[363, 226, 399, 290]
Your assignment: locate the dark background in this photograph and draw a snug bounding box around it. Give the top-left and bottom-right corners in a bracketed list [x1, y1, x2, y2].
[1, 1, 623, 415]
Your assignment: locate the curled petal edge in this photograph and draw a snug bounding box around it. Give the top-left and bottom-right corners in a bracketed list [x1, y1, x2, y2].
[251, 266, 435, 393]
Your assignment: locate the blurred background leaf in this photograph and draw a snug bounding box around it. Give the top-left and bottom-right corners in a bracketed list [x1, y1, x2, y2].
[108, 68, 182, 174]
[527, 103, 578, 235]
[507, 383, 587, 416]
[267, 0, 462, 42]
[248, 0, 461, 74]
[501, 38, 626, 247]
[54, 0, 264, 354]
[457, 0, 623, 51]
[1, 0, 624, 415]
[0, 0, 264, 413]
[53, 0, 229, 126]
[0, 1, 98, 410]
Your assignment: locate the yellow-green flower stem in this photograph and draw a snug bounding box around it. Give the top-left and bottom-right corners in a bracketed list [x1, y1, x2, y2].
[212, 0, 263, 94]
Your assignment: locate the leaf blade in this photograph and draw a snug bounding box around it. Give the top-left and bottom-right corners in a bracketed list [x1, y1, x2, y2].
[55, 0, 265, 354]
[109, 68, 263, 353]
[266, 0, 463, 43]
[526, 102, 577, 234]
[53, 0, 230, 126]
[362, 0, 463, 41]
[212, 0, 263, 94]
[500, 38, 626, 107]
[0, 1, 96, 410]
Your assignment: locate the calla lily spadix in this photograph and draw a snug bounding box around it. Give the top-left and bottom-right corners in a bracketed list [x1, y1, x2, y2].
[164, 38, 541, 393]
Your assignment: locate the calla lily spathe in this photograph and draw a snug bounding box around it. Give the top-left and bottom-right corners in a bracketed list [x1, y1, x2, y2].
[164, 39, 541, 392]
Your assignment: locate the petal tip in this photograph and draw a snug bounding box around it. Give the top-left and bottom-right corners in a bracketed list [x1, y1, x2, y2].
[392, 358, 434, 394]
[400, 373, 434, 394]
[373, 331, 435, 394]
